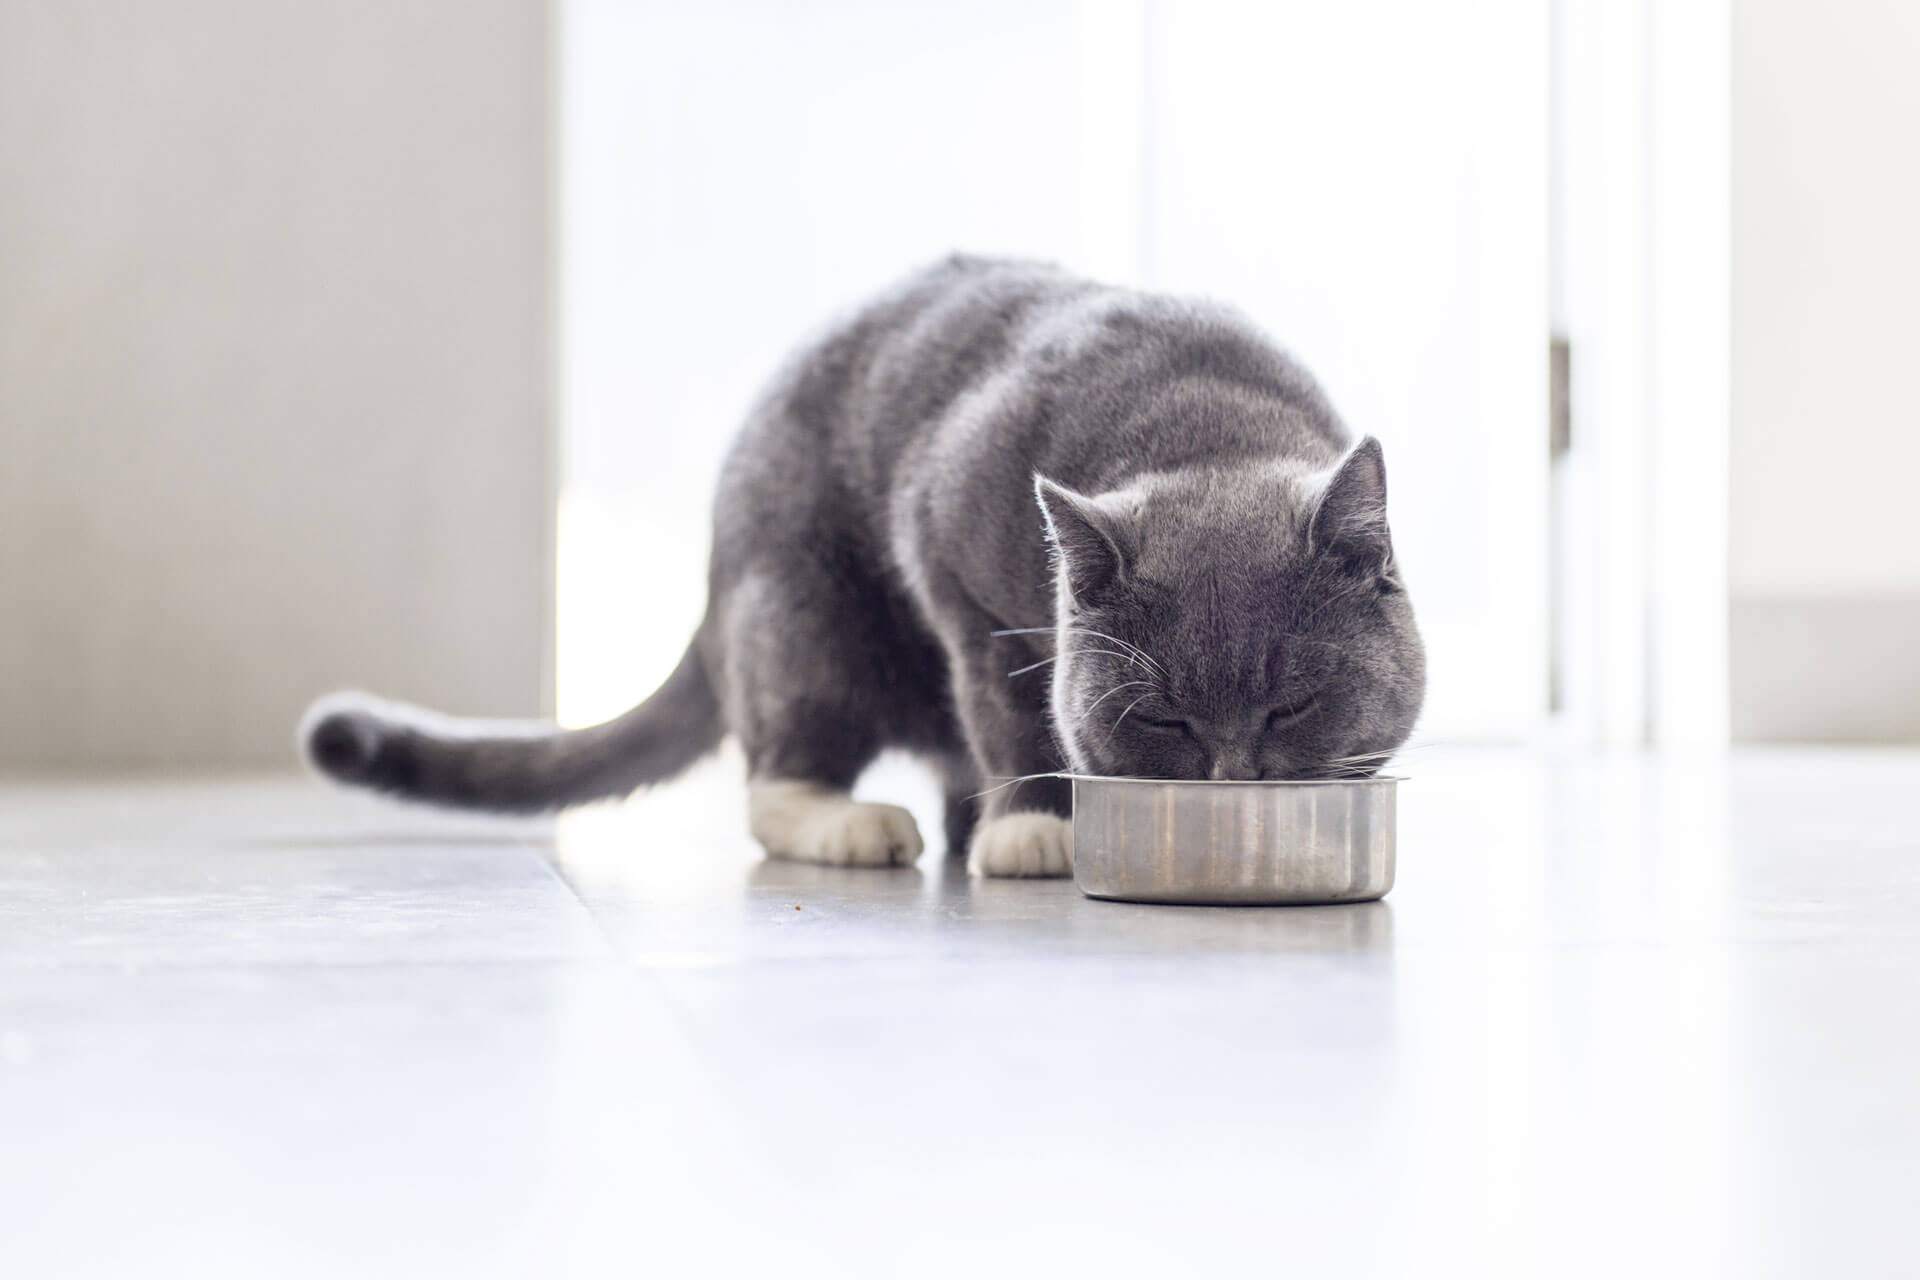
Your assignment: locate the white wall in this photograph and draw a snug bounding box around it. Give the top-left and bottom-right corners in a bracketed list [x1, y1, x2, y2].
[1732, 0, 1920, 596]
[560, 0, 1549, 741]
[1730, 0, 1920, 739]
[0, 0, 554, 771]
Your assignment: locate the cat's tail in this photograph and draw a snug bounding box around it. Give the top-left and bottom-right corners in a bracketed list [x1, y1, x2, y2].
[297, 641, 723, 813]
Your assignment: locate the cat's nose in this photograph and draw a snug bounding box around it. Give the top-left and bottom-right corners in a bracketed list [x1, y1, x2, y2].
[1208, 753, 1260, 781]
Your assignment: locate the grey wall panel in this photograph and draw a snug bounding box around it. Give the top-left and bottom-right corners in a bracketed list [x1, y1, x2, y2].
[0, 0, 553, 771]
[1731, 597, 1920, 743]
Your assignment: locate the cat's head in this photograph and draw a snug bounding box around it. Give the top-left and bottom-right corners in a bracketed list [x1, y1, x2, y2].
[1036, 437, 1425, 781]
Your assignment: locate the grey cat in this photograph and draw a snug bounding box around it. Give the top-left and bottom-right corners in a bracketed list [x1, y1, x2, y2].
[301, 255, 1425, 877]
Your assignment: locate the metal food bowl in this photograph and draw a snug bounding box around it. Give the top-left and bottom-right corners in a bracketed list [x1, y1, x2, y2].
[1071, 775, 1399, 906]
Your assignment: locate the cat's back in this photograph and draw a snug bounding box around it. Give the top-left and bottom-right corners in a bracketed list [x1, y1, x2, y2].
[716, 255, 1089, 505]
[706, 257, 1047, 568]
[715, 255, 1344, 557]
[744, 252, 1324, 456]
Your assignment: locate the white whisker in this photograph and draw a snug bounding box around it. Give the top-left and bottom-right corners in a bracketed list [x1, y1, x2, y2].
[1104, 690, 1158, 742]
[965, 771, 1070, 803]
[1084, 680, 1154, 716]
[990, 625, 1168, 680]
[1007, 647, 1159, 679]
[1322, 739, 1456, 770]
[1062, 627, 1166, 677]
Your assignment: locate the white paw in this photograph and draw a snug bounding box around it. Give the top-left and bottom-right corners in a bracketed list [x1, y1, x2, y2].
[748, 780, 923, 867]
[967, 812, 1074, 878]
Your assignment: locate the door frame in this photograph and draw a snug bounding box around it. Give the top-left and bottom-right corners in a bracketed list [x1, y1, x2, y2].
[1551, 0, 1730, 747]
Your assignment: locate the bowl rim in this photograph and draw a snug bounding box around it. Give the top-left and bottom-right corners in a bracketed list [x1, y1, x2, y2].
[1067, 773, 1404, 788]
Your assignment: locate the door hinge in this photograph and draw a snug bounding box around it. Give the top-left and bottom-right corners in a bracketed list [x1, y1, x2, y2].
[1549, 335, 1572, 459]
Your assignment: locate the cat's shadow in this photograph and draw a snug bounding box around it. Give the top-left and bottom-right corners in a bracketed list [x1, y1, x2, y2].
[744, 850, 1395, 957]
[745, 856, 925, 894]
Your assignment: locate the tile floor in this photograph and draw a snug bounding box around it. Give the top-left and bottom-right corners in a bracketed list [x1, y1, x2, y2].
[2, 747, 1916, 1278]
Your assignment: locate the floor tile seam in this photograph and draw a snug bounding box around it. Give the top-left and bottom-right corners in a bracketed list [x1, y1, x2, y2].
[521, 841, 641, 965]
[0, 955, 635, 978]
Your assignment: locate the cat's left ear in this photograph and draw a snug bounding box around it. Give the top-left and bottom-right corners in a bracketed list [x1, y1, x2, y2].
[1034, 475, 1132, 606]
[1308, 436, 1396, 582]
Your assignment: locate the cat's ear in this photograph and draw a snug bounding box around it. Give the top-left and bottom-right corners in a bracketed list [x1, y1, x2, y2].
[1034, 475, 1131, 605]
[1308, 437, 1395, 580]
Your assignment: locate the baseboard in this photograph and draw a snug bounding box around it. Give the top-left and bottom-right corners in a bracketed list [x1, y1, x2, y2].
[1731, 594, 1920, 743]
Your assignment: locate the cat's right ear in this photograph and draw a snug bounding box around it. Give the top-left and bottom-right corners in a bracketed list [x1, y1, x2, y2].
[1034, 475, 1131, 606]
[1308, 436, 1394, 580]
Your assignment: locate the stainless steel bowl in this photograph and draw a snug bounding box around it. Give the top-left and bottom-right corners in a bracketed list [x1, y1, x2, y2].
[1071, 775, 1399, 906]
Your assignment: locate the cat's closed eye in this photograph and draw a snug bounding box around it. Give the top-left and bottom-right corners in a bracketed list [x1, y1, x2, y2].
[1265, 694, 1318, 730]
[1139, 715, 1196, 738]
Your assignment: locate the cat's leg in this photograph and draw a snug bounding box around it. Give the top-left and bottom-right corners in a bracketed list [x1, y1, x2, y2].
[936, 747, 982, 859]
[722, 573, 925, 868]
[943, 619, 1075, 879]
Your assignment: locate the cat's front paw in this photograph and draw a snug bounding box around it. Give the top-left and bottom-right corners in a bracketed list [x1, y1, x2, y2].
[967, 812, 1074, 878]
[749, 780, 924, 867]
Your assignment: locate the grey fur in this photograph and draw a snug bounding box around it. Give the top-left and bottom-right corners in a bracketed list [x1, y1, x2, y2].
[301, 255, 1425, 849]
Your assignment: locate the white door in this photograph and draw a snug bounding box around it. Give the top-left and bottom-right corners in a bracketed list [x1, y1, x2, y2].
[562, 0, 1549, 742]
[1142, 0, 1550, 739]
